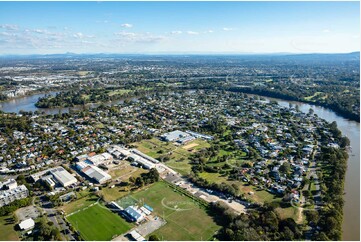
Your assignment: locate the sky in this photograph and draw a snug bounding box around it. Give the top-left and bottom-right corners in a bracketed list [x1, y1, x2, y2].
[0, 1, 359, 55]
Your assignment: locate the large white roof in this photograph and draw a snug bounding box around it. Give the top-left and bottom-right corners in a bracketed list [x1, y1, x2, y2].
[19, 218, 35, 230]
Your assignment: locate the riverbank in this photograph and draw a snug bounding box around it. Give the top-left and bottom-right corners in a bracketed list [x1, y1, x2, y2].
[227, 87, 360, 123]
[254, 94, 360, 241]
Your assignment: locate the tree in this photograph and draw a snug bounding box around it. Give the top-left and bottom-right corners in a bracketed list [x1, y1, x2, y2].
[135, 177, 144, 187]
[308, 108, 314, 115]
[305, 210, 319, 224]
[149, 235, 160, 241]
[279, 162, 291, 174]
[315, 232, 330, 241]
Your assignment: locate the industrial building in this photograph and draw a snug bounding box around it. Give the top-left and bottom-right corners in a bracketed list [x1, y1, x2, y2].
[160, 130, 190, 142]
[131, 149, 159, 164]
[0, 179, 29, 207]
[76, 161, 111, 184]
[49, 167, 78, 187]
[31, 166, 78, 188]
[86, 152, 113, 166]
[128, 154, 155, 169]
[108, 145, 131, 158]
[186, 130, 214, 140]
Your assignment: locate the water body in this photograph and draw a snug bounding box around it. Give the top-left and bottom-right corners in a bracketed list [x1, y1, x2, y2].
[0, 92, 128, 115]
[0, 92, 359, 240]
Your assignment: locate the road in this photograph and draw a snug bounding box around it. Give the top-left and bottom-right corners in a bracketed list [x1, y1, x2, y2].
[38, 196, 75, 241]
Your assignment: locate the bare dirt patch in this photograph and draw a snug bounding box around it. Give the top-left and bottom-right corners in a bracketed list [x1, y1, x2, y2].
[182, 143, 199, 150]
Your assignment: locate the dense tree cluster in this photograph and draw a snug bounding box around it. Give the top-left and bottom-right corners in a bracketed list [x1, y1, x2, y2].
[32, 217, 62, 241]
[0, 198, 31, 216]
[212, 201, 302, 240]
[35, 88, 149, 108]
[130, 168, 160, 188]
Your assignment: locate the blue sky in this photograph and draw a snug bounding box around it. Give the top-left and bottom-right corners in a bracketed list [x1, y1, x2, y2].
[0, 1, 359, 54]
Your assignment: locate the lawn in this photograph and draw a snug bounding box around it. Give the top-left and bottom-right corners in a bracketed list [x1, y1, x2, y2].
[101, 186, 130, 202]
[108, 89, 130, 96]
[132, 138, 210, 175]
[67, 203, 133, 241]
[275, 206, 299, 221]
[0, 215, 19, 241]
[199, 172, 230, 183]
[60, 193, 99, 215]
[198, 172, 278, 204]
[132, 182, 220, 241]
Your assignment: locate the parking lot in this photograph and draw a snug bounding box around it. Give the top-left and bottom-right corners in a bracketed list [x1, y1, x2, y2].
[15, 205, 40, 221]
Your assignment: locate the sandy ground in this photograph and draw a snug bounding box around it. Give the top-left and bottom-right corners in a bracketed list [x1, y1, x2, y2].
[182, 143, 199, 150]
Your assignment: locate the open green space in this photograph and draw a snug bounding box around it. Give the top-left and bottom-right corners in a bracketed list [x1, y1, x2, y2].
[132, 138, 210, 175]
[132, 182, 220, 241]
[275, 206, 299, 221]
[0, 215, 19, 241]
[108, 89, 130, 96]
[60, 193, 99, 215]
[101, 187, 130, 203]
[67, 203, 133, 241]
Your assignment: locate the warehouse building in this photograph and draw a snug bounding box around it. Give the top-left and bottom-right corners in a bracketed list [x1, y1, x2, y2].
[131, 149, 159, 164]
[128, 154, 155, 169]
[76, 161, 111, 184]
[108, 145, 132, 158]
[86, 153, 113, 166]
[49, 167, 78, 187]
[31, 166, 77, 188]
[160, 130, 190, 142]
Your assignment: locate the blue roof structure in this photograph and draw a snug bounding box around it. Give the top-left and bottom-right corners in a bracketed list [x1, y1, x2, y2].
[143, 204, 153, 212]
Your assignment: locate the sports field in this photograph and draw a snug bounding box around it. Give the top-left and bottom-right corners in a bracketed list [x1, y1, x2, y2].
[132, 182, 220, 240]
[60, 193, 98, 214]
[67, 203, 133, 241]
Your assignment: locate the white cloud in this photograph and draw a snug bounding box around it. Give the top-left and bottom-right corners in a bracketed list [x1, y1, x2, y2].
[204, 30, 214, 33]
[223, 27, 233, 31]
[171, 30, 182, 34]
[72, 32, 95, 39]
[73, 32, 84, 38]
[33, 29, 49, 34]
[322, 29, 331, 33]
[0, 24, 18, 31]
[114, 31, 165, 43]
[187, 31, 199, 35]
[121, 23, 133, 28]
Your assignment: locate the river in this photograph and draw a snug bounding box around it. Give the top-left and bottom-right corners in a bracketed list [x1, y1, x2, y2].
[0, 92, 359, 240]
[0, 92, 127, 115]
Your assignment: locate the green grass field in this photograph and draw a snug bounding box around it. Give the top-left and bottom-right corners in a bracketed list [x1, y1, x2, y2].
[0, 215, 19, 241]
[67, 203, 133, 241]
[132, 138, 210, 175]
[275, 206, 299, 221]
[108, 89, 130, 96]
[132, 182, 220, 240]
[61, 193, 99, 214]
[101, 187, 130, 202]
